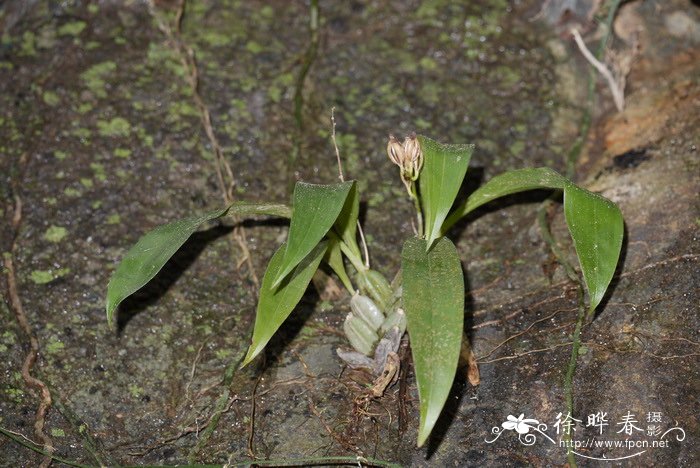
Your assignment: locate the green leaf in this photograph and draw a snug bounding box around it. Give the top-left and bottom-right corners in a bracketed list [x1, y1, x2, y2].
[440, 166, 623, 313]
[242, 241, 328, 366]
[273, 181, 353, 288]
[417, 136, 474, 250]
[325, 237, 354, 293]
[105, 207, 229, 327]
[226, 201, 291, 219]
[442, 167, 568, 233]
[564, 184, 624, 313]
[334, 182, 361, 255]
[401, 237, 464, 447]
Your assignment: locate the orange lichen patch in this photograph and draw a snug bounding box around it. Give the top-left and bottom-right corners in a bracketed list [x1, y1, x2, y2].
[600, 51, 699, 159]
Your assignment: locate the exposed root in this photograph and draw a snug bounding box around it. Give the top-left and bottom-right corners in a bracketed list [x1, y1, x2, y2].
[477, 341, 575, 364]
[572, 28, 626, 112]
[476, 307, 576, 361]
[4, 193, 54, 467]
[307, 395, 361, 454]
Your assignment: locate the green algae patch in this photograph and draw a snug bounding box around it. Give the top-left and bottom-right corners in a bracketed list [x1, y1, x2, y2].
[114, 148, 131, 158]
[106, 214, 121, 225]
[97, 117, 131, 137]
[43, 226, 68, 243]
[19, 31, 37, 57]
[30, 268, 70, 284]
[42, 91, 60, 106]
[81, 61, 117, 98]
[91, 162, 107, 181]
[46, 338, 65, 354]
[64, 187, 81, 197]
[58, 21, 87, 37]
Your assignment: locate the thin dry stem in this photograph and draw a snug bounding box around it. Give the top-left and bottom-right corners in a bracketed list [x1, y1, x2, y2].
[572, 28, 625, 112]
[149, 0, 259, 287]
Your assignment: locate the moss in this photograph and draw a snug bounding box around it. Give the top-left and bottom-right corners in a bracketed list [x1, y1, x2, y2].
[76, 102, 93, 114]
[128, 384, 143, 399]
[30, 268, 69, 284]
[58, 21, 87, 37]
[90, 162, 107, 181]
[114, 148, 131, 158]
[106, 214, 121, 225]
[42, 91, 60, 106]
[54, 150, 69, 160]
[2, 331, 16, 346]
[43, 226, 68, 243]
[20, 31, 37, 57]
[509, 140, 525, 156]
[199, 30, 231, 47]
[50, 428, 66, 437]
[81, 61, 117, 98]
[71, 127, 92, 141]
[63, 187, 81, 197]
[5, 388, 24, 404]
[419, 56, 438, 71]
[215, 349, 234, 360]
[97, 117, 131, 137]
[246, 41, 264, 54]
[80, 178, 94, 188]
[46, 338, 65, 354]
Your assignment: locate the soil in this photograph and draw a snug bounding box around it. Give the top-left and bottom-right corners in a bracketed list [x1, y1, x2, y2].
[1, 0, 698, 466]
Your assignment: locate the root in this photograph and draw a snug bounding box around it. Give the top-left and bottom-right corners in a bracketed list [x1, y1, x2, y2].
[4, 191, 54, 467]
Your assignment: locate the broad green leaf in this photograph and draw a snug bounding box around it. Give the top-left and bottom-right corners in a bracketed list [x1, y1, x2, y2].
[564, 184, 623, 313]
[417, 136, 474, 250]
[442, 167, 568, 233]
[105, 207, 229, 327]
[439, 166, 623, 313]
[242, 241, 328, 366]
[334, 182, 361, 256]
[325, 237, 354, 293]
[402, 237, 464, 447]
[272, 181, 353, 288]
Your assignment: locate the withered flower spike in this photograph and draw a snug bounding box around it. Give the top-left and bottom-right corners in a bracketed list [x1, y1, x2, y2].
[402, 133, 423, 180]
[387, 134, 405, 167]
[403, 134, 420, 162]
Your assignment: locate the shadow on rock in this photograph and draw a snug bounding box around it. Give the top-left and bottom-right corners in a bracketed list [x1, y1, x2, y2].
[115, 224, 233, 333]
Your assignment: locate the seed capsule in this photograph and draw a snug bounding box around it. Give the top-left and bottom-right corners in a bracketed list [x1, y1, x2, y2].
[350, 294, 385, 330]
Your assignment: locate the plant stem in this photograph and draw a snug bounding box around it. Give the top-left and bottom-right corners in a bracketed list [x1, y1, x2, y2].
[408, 181, 424, 237]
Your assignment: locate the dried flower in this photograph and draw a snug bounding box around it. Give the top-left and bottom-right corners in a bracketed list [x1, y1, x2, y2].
[387, 134, 405, 167]
[386, 133, 423, 188]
